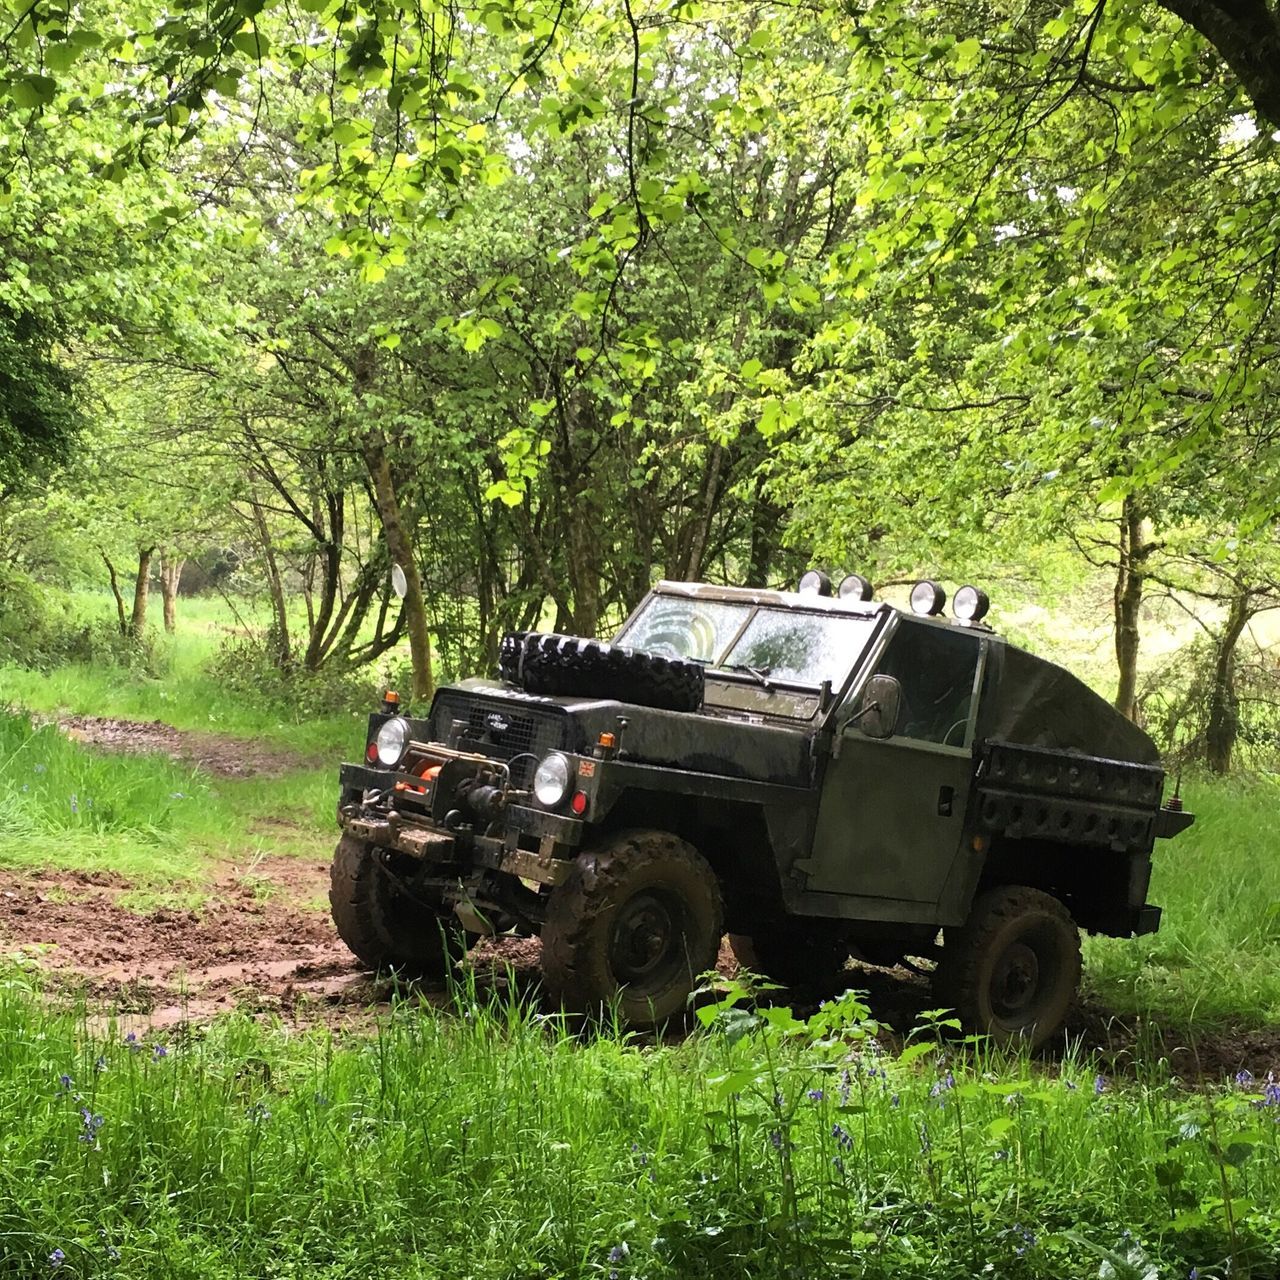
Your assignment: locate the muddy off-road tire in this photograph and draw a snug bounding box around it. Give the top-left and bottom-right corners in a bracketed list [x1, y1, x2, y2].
[498, 631, 704, 713]
[728, 926, 850, 989]
[933, 885, 1080, 1050]
[329, 834, 469, 977]
[541, 830, 722, 1027]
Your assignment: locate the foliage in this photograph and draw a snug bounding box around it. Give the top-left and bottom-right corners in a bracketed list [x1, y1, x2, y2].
[0, 307, 81, 497]
[205, 632, 385, 718]
[1, 971, 1279, 1280]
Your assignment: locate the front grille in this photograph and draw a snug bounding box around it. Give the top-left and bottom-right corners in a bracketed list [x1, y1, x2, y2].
[428, 690, 569, 787]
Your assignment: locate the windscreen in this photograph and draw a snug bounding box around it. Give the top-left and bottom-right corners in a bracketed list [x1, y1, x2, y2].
[617, 598, 751, 662]
[723, 611, 879, 687]
[618, 594, 877, 689]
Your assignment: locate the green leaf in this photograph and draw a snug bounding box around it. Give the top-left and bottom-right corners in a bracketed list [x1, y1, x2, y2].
[7, 74, 57, 109]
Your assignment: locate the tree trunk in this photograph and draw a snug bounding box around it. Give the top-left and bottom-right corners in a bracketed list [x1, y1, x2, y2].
[251, 501, 292, 670]
[1112, 495, 1153, 722]
[158, 551, 184, 634]
[130, 546, 156, 639]
[363, 435, 433, 703]
[102, 553, 128, 636]
[1204, 589, 1252, 775]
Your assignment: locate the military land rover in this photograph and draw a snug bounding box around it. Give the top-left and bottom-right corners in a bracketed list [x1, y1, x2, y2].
[332, 573, 1194, 1045]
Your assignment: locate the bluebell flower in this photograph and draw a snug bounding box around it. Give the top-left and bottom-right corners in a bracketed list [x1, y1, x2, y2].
[125, 1032, 142, 1054]
[994, 1149, 1010, 1162]
[1235, 1070, 1254, 1088]
[57, 1073, 73, 1092]
[769, 1129, 784, 1151]
[807, 1088, 825, 1102]
[152, 1044, 168, 1061]
[1094, 1074, 1108, 1095]
[48, 1248, 64, 1269]
[839, 1068, 852, 1105]
[831, 1123, 854, 1150]
[608, 1243, 629, 1263]
[94, 1055, 107, 1073]
[890, 1093, 900, 1108]
[832, 1155, 845, 1174]
[78, 1108, 104, 1144]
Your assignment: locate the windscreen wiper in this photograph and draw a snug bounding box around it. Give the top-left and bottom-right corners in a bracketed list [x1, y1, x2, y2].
[721, 663, 774, 690]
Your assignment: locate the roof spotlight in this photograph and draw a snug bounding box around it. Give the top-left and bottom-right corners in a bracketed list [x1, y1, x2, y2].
[837, 573, 874, 602]
[909, 579, 946, 616]
[798, 569, 833, 596]
[953, 585, 991, 623]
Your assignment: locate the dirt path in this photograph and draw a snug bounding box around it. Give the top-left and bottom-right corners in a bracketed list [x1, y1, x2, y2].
[3, 854, 1277, 1079]
[56, 714, 319, 778]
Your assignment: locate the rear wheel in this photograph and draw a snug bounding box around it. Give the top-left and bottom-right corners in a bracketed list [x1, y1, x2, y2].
[728, 925, 850, 989]
[329, 833, 469, 977]
[541, 830, 722, 1027]
[933, 885, 1080, 1049]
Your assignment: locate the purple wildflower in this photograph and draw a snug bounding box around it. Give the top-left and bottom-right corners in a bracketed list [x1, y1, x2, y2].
[1263, 1074, 1280, 1108]
[807, 1088, 825, 1102]
[891, 1093, 900, 1108]
[94, 1056, 107, 1073]
[48, 1249, 65, 1269]
[1094, 1074, 1108, 1096]
[831, 1123, 854, 1150]
[152, 1044, 168, 1061]
[839, 1068, 852, 1104]
[832, 1155, 845, 1174]
[769, 1129, 784, 1151]
[57, 1073, 73, 1092]
[608, 1243, 629, 1263]
[78, 1108, 104, 1144]
[994, 1149, 1010, 1162]
[125, 1032, 142, 1054]
[1235, 1070, 1254, 1088]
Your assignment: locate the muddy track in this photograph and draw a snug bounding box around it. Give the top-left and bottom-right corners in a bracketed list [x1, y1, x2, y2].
[2, 857, 1276, 1078]
[55, 714, 320, 778]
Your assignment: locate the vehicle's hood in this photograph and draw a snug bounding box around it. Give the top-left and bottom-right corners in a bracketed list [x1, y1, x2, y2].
[438, 679, 815, 787]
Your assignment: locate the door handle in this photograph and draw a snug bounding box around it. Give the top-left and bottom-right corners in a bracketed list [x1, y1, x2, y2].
[937, 785, 955, 817]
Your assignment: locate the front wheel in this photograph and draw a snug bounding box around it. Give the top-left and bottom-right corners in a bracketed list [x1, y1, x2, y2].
[933, 885, 1080, 1049]
[540, 829, 723, 1028]
[329, 833, 469, 978]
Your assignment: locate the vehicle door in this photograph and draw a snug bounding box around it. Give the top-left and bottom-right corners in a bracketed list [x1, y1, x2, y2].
[804, 618, 986, 907]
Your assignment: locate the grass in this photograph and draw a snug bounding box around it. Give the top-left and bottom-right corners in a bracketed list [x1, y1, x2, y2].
[1, 978, 1278, 1280]
[0, 592, 370, 757]
[0, 712, 335, 882]
[1086, 776, 1280, 1028]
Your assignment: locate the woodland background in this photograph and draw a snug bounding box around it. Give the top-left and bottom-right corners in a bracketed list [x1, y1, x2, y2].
[3, 0, 1280, 772]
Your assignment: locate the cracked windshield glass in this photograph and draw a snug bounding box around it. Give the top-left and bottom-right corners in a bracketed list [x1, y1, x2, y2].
[619, 598, 877, 687]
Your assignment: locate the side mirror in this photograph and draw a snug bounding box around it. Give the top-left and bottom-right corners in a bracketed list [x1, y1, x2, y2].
[851, 674, 902, 740]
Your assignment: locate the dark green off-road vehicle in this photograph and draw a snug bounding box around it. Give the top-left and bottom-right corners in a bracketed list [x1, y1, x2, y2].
[332, 574, 1194, 1045]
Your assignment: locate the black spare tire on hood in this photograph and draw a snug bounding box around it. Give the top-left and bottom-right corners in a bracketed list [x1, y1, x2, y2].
[499, 631, 704, 713]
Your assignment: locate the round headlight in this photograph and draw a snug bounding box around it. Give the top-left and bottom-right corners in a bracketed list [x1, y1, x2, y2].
[533, 753, 573, 808]
[909, 580, 946, 616]
[837, 573, 874, 602]
[375, 716, 411, 767]
[797, 569, 832, 596]
[953, 584, 991, 622]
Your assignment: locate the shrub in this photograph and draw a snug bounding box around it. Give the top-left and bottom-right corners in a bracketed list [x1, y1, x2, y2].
[205, 632, 382, 718]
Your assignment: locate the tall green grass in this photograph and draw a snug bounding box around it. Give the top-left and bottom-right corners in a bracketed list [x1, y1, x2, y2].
[1087, 776, 1280, 1027]
[1, 977, 1278, 1280]
[0, 712, 334, 879]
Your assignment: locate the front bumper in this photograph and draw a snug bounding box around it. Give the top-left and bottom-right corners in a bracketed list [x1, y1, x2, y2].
[337, 761, 582, 886]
